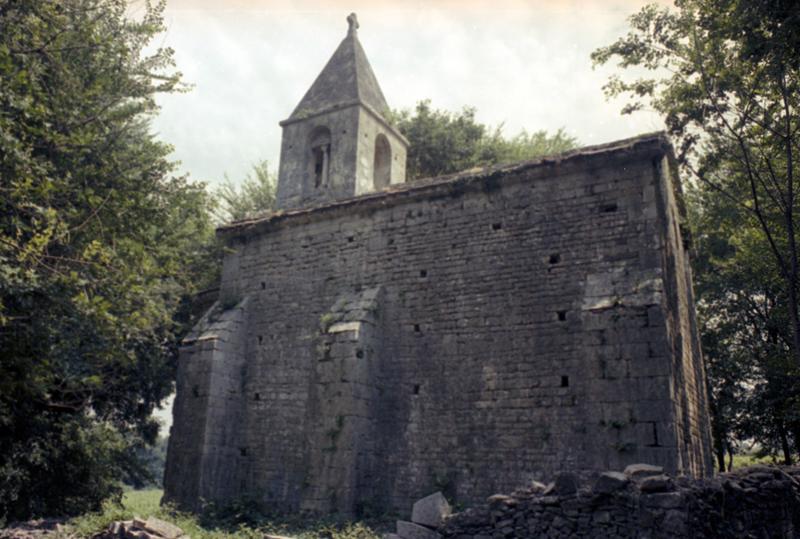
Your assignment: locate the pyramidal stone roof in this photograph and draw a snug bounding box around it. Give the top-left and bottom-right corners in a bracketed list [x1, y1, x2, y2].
[285, 14, 391, 123]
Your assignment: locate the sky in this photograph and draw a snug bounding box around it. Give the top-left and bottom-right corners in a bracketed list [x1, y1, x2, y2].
[149, 0, 670, 430]
[147, 0, 669, 188]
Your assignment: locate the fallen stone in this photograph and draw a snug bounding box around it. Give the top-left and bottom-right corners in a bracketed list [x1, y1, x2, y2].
[142, 519, 183, 539]
[395, 521, 441, 539]
[639, 474, 673, 493]
[530, 481, 547, 493]
[131, 519, 147, 531]
[553, 472, 579, 495]
[411, 492, 451, 528]
[623, 463, 663, 479]
[486, 494, 517, 507]
[593, 471, 629, 494]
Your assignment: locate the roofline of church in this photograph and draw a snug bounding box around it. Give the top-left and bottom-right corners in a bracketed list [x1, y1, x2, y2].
[279, 99, 410, 147]
[219, 132, 679, 241]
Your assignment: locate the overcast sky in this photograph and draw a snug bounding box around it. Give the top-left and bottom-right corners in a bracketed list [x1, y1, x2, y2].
[150, 0, 670, 429]
[148, 0, 669, 188]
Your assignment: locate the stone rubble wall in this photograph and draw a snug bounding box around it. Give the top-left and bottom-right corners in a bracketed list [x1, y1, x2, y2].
[435, 465, 800, 539]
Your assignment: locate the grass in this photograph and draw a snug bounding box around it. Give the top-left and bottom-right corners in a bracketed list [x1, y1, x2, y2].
[66, 490, 392, 539]
[731, 453, 778, 469]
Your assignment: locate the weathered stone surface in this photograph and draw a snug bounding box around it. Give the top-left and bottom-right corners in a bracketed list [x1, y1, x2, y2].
[437, 466, 800, 539]
[486, 495, 516, 507]
[411, 492, 451, 529]
[143, 518, 183, 539]
[642, 492, 682, 509]
[593, 471, 629, 494]
[624, 463, 664, 479]
[639, 474, 673, 493]
[162, 21, 715, 514]
[276, 15, 407, 211]
[529, 481, 547, 493]
[553, 472, 579, 496]
[396, 521, 441, 539]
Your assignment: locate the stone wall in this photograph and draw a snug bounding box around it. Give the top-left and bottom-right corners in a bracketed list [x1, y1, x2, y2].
[436, 465, 800, 538]
[164, 133, 714, 514]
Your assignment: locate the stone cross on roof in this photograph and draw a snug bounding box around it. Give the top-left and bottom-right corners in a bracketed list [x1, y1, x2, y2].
[347, 13, 359, 36]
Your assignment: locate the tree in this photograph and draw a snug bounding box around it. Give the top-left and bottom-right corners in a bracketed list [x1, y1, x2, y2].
[215, 160, 276, 223]
[592, 0, 800, 464]
[689, 185, 799, 467]
[392, 100, 578, 179]
[0, 0, 217, 519]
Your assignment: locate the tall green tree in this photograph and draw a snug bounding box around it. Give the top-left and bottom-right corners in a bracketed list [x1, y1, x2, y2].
[215, 160, 276, 223]
[689, 185, 799, 467]
[0, 0, 216, 519]
[592, 0, 800, 465]
[392, 100, 578, 179]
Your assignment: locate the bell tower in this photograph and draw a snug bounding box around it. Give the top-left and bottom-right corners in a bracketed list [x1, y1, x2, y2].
[275, 14, 408, 210]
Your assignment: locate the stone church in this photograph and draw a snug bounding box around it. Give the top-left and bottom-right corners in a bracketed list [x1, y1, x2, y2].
[164, 14, 713, 515]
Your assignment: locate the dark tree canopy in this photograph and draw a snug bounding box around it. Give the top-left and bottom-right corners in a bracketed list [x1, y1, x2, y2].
[0, 0, 217, 519]
[391, 100, 578, 180]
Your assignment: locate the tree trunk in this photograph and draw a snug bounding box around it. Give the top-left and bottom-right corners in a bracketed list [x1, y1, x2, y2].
[779, 419, 794, 465]
[715, 441, 726, 473]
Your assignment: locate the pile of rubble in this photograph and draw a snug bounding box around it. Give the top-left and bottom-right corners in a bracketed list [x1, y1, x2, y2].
[93, 518, 185, 539]
[428, 464, 800, 539]
[0, 519, 69, 539]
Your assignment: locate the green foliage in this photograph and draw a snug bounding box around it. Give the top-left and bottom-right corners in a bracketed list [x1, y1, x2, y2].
[0, 0, 217, 519]
[391, 100, 578, 179]
[690, 183, 800, 467]
[593, 0, 800, 466]
[0, 418, 133, 521]
[67, 490, 390, 539]
[215, 160, 276, 223]
[126, 436, 169, 489]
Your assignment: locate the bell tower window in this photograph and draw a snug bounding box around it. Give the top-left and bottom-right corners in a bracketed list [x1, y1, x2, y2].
[373, 134, 391, 189]
[310, 126, 331, 188]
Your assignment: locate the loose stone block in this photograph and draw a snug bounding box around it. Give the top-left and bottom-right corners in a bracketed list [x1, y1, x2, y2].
[639, 474, 673, 493]
[412, 492, 452, 528]
[624, 463, 664, 479]
[553, 472, 580, 495]
[143, 518, 184, 539]
[396, 520, 442, 539]
[593, 471, 629, 494]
